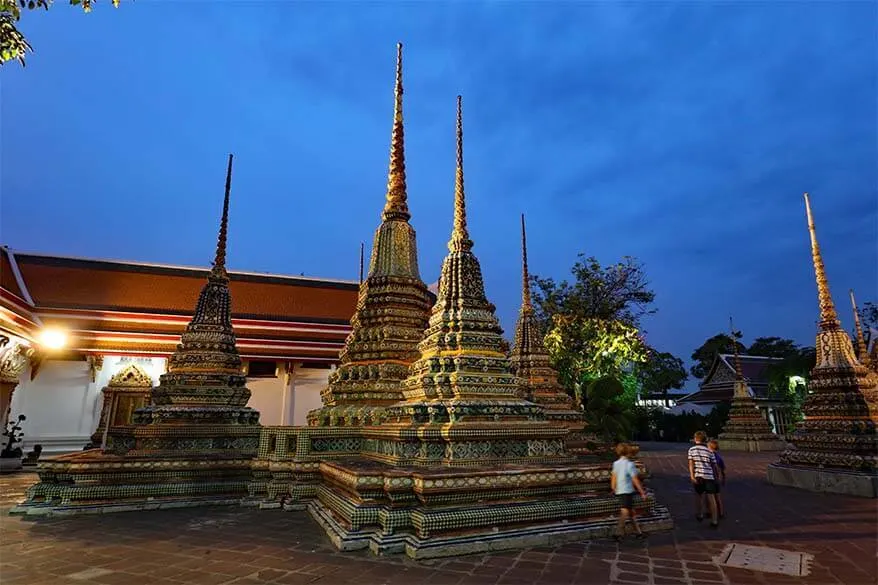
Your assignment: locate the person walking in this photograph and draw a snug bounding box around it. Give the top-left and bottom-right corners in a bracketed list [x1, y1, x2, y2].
[708, 439, 726, 519]
[688, 431, 720, 528]
[612, 442, 648, 541]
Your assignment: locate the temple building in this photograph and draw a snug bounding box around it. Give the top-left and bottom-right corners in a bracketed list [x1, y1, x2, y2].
[0, 245, 358, 454]
[676, 353, 794, 435]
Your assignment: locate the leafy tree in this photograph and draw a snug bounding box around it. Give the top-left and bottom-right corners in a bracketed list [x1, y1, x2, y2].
[854, 300, 877, 350]
[747, 337, 800, 359]
[531, 255, 655, 333]
[532, 254, 655, 404]
[1, 0, 119, 67]
[582, 376, 633, 446]
[690, 333, 744, 379]
[543, 315, 648, 404]
[637, 349, 688, 396]
[860, 301, 878, 330]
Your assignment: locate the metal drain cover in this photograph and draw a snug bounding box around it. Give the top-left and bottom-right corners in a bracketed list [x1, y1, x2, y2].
[716, 543, 813, 577]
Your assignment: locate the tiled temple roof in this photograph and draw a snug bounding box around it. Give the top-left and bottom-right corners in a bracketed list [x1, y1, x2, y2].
[0, 246, 360, 362]
[678, 353, 785, 405]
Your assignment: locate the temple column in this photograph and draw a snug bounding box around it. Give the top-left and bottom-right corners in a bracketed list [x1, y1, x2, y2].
[78, 355, 104, 435]
[281, 362, 298, 425]
[0, 338, 32, 428]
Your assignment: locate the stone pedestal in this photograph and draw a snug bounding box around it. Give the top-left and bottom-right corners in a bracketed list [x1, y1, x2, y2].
[722, 438, 786, 452]
[310, 458, 672, 559]
[767, 463, 878, 498]
[0, 457, 22, 474]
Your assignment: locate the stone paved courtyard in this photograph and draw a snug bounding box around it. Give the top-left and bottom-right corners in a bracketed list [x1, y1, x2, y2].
[1, 444, 875, 585]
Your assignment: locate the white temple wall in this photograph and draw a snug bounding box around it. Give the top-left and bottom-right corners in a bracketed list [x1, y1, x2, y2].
[9, 356, 165, 455]
[8, 357, 332, 454]
[246, 377, 285, 426]
[292, 368, 328, 426]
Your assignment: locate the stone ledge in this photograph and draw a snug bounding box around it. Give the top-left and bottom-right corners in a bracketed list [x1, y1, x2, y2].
[308, 499, 673, 559]
[767, 463, 878, 498]
[720, 438, 786, 452]
[9, 496, 243, 516]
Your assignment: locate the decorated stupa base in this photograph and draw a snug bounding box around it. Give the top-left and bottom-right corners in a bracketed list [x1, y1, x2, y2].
[767, 363, 878, 497]
[11, 154, 266, 515]
[308, 457, 672, 559]
[246, 425, 364, 509]
[767, 194, 878, 498]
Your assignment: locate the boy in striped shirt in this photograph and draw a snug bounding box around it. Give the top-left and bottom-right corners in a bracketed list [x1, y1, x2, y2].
[688, 431, 720, 528]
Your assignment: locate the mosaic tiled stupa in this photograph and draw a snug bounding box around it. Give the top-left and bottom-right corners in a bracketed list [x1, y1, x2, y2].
[718, 319, 786, 452]
[13, 155, 263, 515]
[510, 214, 590, 453]
[247, 45, 433, 508]
[308, 43, 432, 428]
[767, 193, 878, 498]
[308, 97, 673, 558]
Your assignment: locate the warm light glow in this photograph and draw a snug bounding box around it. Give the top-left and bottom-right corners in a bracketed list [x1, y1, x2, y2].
[38, 328, 67, 350]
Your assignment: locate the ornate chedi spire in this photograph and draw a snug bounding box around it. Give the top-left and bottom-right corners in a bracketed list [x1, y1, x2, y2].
[12, 155, 261, 515]
[729, 317, 747, 397]
[850, 289, 872, 367]
[358, 242, 365, 285]
[382, 42, 410, 223]
[718, 318, 784, 451]
[509, 214, 584, 441]
[774, 193, 877, 473]
[379, 97, 568, 466]
[308, 44, 431, 426]
[155, 153, 248, 404]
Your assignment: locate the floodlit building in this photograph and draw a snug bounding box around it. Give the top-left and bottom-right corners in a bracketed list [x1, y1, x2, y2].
[0, 246, 359, 453]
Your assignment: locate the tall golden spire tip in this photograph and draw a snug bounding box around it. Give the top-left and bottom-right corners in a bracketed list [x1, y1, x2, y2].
[729, 316, 744, 380]
[212, 153, 233, 277]
[521, 213, 531, 309]
[449, 95, 472, 251]
[359, 242, 365, 285]
[803, 192, 840, 327]
[382, 42, 409, 222]
[850, 288, 869, 360]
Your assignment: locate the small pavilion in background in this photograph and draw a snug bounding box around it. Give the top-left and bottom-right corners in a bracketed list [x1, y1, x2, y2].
[676, 353, 795, 435]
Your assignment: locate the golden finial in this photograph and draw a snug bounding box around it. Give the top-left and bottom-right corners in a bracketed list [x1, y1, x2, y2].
[521, 213, 531, 309]
[359, 242, 365, 285]
[803, 192, 840, 327]
[729, 316, 744, 380]
[449, 95, 473, 252]
[850, 289, 869, 360]
[382, 42, 410, 222]
[212, 153, 233, 278]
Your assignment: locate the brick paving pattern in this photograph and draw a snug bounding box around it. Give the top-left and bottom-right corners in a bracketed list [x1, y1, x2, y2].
[1, 444, 875, 584]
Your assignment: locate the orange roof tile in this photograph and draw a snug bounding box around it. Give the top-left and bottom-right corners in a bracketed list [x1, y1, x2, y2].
[0, 248, 25, 301]
[12, 252, 358, 324]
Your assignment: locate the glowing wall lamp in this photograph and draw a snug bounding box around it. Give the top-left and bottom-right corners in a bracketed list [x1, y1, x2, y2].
[38, 328, 67, 350]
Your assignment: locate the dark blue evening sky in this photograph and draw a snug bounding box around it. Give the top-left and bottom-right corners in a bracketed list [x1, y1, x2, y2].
[2, 2, 876, 387]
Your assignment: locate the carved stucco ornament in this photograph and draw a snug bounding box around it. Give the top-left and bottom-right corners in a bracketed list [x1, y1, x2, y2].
[108, 363, 153, 388]
[0, 341, 33, 385]
[87, 355, 105, 383]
